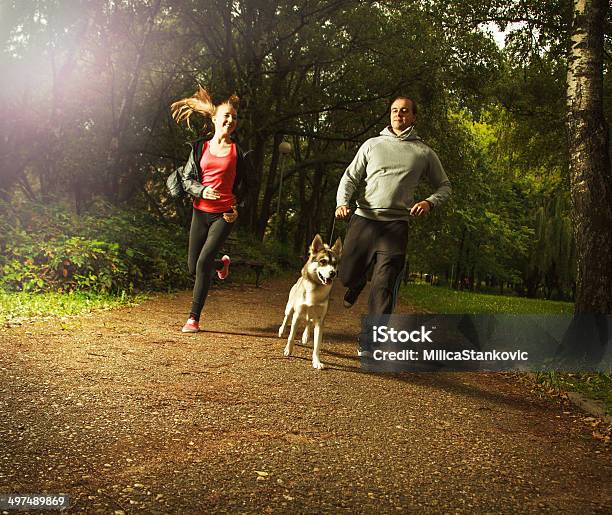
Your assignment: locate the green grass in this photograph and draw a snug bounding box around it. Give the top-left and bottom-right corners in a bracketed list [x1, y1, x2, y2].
[536, 372, 612, 414]
[400, 283, 610, 415]
[0, 290, 148, 324]
[399, 283, 574, 314]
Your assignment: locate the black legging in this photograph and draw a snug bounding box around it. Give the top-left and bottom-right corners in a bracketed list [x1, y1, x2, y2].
[188, 209, 234, 318]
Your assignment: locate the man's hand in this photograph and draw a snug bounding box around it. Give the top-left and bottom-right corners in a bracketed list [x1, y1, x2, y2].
[202, 186, 221, 200]
[410, 200, 432, 217]
[223, 206, 238, 223]
[335, 205, 351, 219]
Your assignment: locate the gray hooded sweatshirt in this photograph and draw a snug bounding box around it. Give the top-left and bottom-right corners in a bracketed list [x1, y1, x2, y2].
[336, 126, 451, 221]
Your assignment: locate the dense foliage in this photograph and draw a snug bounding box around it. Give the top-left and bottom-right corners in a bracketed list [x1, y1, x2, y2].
[0, 0, 609, 301]
[0, 201, 191, 292]
[0, 200, 296, 293]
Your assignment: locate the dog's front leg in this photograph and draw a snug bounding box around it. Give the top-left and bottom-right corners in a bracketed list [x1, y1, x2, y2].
[278, 308, 292, 337]
[283, 310, 300, 357]
[279, 283, 298, 337]
[312, 323, 324, 370]
[301, 321, 312, 345]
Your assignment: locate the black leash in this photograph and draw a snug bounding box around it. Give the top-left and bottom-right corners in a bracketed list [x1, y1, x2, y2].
[329, 214, 337, 246]
[329, 208, 352, 245]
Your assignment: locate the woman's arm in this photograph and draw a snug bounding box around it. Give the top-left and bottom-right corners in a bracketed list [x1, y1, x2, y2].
[178, 150, 206, 198]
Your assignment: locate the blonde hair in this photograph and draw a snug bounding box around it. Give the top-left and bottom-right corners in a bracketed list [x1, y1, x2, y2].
[170, 85, 240, 128]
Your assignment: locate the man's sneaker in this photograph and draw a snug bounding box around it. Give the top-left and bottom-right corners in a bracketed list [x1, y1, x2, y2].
[181, 318, 200, 333]
[343, 287, 361, 308]
[217, 255, 231, 280]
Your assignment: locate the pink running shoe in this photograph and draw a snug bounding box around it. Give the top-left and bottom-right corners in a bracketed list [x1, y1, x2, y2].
[181, 318, 200, 333]
[217, 254, 231, 280]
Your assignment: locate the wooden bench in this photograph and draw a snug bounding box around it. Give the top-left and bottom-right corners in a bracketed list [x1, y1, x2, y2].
[220, 235, 265, 287]
[227, 258, 265, 287]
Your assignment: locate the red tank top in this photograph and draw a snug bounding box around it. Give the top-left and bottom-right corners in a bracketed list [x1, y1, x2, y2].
[193, 141, 237, 213]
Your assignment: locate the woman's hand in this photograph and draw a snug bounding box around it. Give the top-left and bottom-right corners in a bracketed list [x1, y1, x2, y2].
[202, 186, 221, 200]
[223, 206, 238, 223]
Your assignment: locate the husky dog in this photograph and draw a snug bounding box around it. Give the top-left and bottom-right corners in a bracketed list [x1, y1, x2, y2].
[279, 234, 342, 370]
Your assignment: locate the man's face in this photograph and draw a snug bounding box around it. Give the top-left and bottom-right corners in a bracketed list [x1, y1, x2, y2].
[390, 98, 416, 134]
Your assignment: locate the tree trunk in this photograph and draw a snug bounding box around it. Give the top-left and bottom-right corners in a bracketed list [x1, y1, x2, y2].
[311, 164, 326, 240]
[105, 0, 162, 203]
[293, 160, 309, 254]
[453, 227, 466, 289]
[566, 0, 612, 313]
[244, 132, 266, 232]
[256, 133, 284, 239]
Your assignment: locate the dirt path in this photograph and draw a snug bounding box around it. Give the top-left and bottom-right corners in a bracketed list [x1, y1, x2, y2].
[0, 277, 610, 513]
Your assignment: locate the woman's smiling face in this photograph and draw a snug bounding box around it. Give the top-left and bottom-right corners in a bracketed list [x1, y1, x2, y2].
[213, 103, 237, 136]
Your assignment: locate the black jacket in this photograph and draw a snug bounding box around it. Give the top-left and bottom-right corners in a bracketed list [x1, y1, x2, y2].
[178, 136, 253, 208]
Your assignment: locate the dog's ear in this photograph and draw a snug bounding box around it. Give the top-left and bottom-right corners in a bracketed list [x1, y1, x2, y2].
[331, 237, 342, 257]
[310, 234, 324, 255]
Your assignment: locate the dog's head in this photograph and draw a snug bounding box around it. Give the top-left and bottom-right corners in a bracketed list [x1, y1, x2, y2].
[305, 234, 342, 286]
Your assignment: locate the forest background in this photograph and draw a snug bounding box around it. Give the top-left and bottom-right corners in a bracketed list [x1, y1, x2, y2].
[0, 0, 610, 310]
